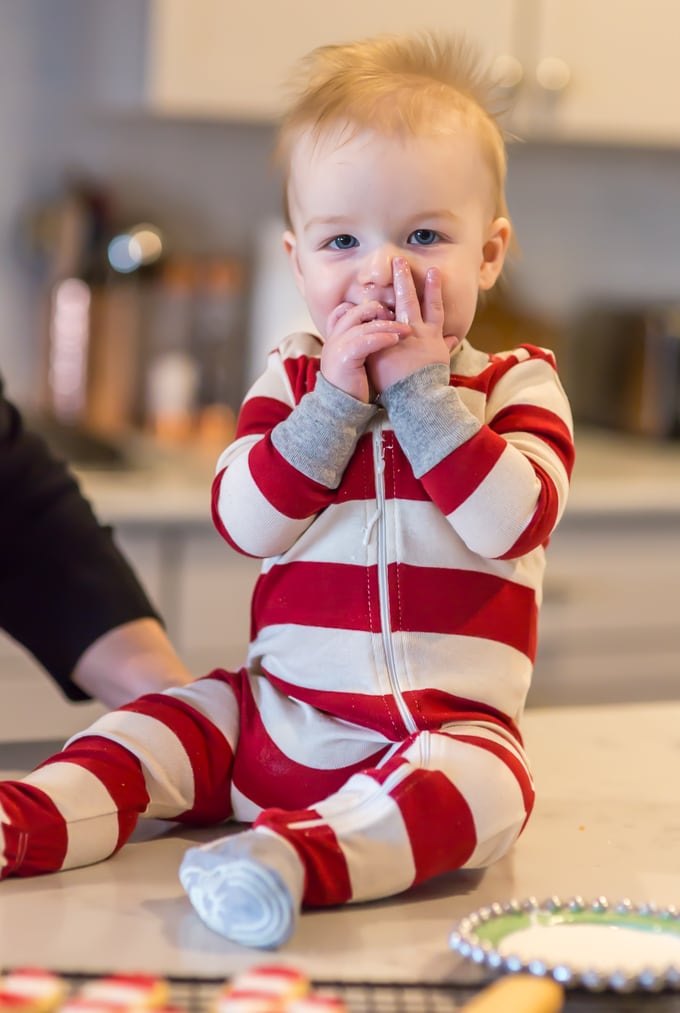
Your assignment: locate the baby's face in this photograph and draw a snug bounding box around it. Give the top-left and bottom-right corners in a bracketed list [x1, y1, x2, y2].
[283, 122, 508, 344]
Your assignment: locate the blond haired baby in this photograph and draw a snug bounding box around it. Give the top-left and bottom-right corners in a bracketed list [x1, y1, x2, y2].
[0, 32, 574, 950]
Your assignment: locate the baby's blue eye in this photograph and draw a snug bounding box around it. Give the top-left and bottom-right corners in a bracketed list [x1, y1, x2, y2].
[409, 229, 439, 246]
[329, 234, 358, 250]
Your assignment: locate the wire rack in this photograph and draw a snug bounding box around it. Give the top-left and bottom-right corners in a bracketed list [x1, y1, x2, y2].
[55, 974, 680, 1013]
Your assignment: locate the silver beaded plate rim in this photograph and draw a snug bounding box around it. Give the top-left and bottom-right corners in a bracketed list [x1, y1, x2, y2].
[448, 896, 680, 993]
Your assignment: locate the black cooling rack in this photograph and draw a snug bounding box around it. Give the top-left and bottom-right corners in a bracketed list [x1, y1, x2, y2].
[29, 972, 680, 1013]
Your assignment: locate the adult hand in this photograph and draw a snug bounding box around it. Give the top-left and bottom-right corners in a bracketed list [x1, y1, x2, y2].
[72, 618, 193, 708]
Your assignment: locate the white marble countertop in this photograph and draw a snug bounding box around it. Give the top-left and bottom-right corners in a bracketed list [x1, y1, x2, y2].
[1, 700, 678, 990]
[74, 428, 679, 527]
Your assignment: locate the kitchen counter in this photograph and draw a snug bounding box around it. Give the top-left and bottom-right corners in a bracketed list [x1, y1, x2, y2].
[74, 428, 680, 527]
[1, 699, 678, 1000]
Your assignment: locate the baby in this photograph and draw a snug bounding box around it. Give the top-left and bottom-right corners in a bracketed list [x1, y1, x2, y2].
[0, 32, 574, 950]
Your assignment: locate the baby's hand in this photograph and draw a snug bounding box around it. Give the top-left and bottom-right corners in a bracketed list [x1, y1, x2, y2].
[321, 300, 411, 402]
[367, 259, 459, 395]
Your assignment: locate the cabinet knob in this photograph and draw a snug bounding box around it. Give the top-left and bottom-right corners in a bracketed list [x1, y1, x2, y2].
[535, 56, 571, 93]
[490, 53, 524, 92]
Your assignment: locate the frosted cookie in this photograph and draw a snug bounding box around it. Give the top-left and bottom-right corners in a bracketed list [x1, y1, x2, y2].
[0, 970, 67, 1013]
[215, 967, 310, 1013]
[78, 976, 169, 1010]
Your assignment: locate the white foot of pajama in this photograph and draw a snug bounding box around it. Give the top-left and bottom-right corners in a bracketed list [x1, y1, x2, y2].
[178, 828, 305, 949]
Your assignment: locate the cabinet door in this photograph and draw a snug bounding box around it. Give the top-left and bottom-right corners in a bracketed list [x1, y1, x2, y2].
[176, 528, 260, 674]
[147, 0, 516, 120]
[524, 0, 680, 144]
[530, 516, 680, 707]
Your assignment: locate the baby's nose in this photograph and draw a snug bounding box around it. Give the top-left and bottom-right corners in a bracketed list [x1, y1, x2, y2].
[359, 247, 395, 288]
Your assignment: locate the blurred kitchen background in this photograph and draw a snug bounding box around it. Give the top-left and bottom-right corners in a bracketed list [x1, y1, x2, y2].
[2, 0, 680, 448]
[1, 0, 679, 738]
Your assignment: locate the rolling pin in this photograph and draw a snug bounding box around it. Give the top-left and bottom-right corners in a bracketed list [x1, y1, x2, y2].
[461, 975, 564, 1012]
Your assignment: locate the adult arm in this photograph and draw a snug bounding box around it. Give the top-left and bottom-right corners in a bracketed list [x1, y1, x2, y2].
[0, 377, 192, 705]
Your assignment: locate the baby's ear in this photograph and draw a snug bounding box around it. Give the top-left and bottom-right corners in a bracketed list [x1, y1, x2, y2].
[283, 230, 305, 297]
[479, 217, 511, 290]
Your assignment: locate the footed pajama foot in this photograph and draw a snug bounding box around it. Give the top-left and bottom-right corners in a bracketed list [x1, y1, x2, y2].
[179, 829, 304, 949]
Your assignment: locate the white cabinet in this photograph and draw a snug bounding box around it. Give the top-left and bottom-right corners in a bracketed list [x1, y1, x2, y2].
[174, 528, 260, 675]
[511, 0, 680, 145]
[146, 0, 680, 145]
[529, 512, 680, 707]
[146, 0, 515, 120]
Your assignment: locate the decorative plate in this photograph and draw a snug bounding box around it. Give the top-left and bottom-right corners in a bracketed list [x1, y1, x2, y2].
[449, 896, 680, 992]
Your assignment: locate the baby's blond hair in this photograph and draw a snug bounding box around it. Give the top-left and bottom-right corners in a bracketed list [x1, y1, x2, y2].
[277, 31, 510, 222]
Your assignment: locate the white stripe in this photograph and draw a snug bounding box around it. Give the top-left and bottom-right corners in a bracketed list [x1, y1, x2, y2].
[250, 626, 531, 725]
[215, 432, 261, 473]
[314, 770, 416, 901]
[164, 676, 240, 753]
[69, 711, 196, 818]
[449, 442, 542, 556]
[260, 497, 546, 592]
[19, 761, 120, 870]
[249, 674, 389, 769]
[230, 781, 263, 823]
[216, 452, 313, 557]
[503, 429, 571, 525]
[486, 356, 572, 429]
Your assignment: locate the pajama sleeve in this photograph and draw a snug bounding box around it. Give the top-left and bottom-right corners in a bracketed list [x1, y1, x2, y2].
[212, 335, 378, 558]
[380, 345, 574, 559]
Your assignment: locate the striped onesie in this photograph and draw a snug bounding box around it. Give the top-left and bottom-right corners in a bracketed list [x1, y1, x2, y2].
[0, 332, 574, 947]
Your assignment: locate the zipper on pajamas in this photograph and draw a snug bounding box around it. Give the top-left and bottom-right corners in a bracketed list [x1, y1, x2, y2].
[372, 420, 418, 736]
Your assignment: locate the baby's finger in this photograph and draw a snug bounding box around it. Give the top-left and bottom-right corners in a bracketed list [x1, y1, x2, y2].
[326, 302, 355, 334]
[393, 258, 421, 326]
[328, 300, 399, 337]
[422, 267, 445, 328]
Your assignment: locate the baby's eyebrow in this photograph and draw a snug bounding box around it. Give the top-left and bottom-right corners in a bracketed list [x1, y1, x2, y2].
[409, 209, 462, 224]
[304, 215, 352, 233]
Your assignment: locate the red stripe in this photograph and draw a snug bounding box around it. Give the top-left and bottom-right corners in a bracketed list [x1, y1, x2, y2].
[236, 395, 291, 439]
[0, 781, 67, 876]
[420, 426, 505, 514]
[120, 681, 236, 825]
[249, 437, 335, 517]
[265, 671, 409, 740]
[282, 349, 323, 402]
[254, 560, 536, 657]
[266, 673, 520, 741]
[491, 404, 575, 479]
[254, 805, 353, 907]
[333, 433, 376, 503]
[231, 671, 390, 809]
[252, 560, 379, 634]
[402, 687, 521, 739]
[371, 754, 477, 883]
[390, 563, 537, 655]
[334, 432, 427, 504]
[43, 736, 150, 853]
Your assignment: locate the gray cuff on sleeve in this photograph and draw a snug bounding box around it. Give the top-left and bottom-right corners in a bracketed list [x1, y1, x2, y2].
[271, 371, 378, 488]
[380, 363, 481, 478]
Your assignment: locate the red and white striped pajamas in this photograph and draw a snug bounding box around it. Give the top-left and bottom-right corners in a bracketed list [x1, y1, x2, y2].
[0, 333, 573, 918]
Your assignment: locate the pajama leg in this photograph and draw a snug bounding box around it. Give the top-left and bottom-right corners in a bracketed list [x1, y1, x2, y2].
[0, 671, 241, 878]
[179, 720, 534, 948]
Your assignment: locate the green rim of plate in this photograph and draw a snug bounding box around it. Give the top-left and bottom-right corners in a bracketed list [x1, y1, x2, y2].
[449, 896, 680, 992]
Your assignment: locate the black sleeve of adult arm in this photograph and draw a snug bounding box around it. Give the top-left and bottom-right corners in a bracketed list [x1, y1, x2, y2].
[0, 380, 160, 700]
